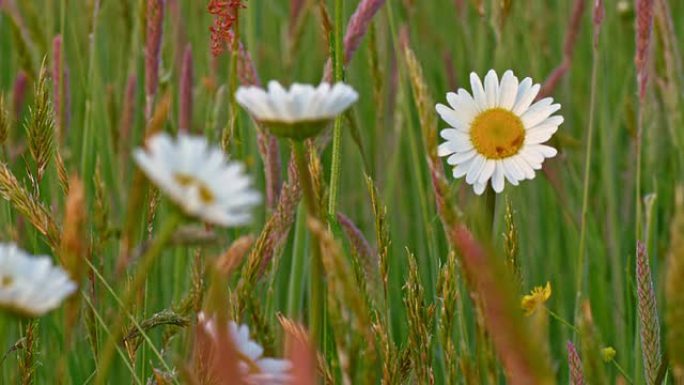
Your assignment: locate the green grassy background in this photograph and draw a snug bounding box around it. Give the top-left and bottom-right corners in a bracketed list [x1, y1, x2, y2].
[1, 0, 683, 383]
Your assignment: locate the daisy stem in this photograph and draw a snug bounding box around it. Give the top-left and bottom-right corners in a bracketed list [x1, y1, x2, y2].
[291, 140, 325, 350]
[94, 210, 182, 385]
[575, 31, 600, 326]
[327, 0, 344, 218]
[286, 202, 308, 319]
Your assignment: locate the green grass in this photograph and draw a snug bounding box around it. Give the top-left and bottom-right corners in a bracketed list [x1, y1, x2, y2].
[1, 0, 683, 383]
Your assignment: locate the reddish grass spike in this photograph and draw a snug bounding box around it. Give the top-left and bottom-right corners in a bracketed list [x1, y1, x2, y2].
[323, 0, 386, 81]
[538, 0, 586, 99]
[567, 341, 586, 385]
[145, 0, 165, 119]
[635, 0, 655, 100]
[12, 70, 28, 121]
[208, 0, 246, 57]
[636, 241, 661, 385]
[450, 224, 554, 385]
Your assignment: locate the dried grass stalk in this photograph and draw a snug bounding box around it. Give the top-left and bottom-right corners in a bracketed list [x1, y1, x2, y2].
[0, 162, 59, 247]
[25, 64, 55, 182]
[404, 251, 435, 384]
[449, 224, 555, 385]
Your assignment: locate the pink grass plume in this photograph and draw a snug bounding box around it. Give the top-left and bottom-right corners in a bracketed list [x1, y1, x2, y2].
[145, 0, 165, 119]
[12, 70, 28, 121]
[635, 0, 655, 101]
[324, 0, 386, 81]
[636, 241, 661, 385]
[567, 341, 586, 385]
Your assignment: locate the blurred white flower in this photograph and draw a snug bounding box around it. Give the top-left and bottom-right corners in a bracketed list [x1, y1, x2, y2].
[436, 69, 563, 195]
[198, 312, 292, 385]
[0, 243, 77, 317]
[133, 133, 260, 227]
[235, 81, 358, 139]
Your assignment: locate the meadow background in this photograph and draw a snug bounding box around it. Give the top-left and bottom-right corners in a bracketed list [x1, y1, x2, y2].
[0, 0, 683, 384]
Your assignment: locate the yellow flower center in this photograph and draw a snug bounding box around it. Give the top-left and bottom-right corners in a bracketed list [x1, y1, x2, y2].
[470, 108, 525, 159]
[174, 174, 215, 204]
[1, 275, 13, 288]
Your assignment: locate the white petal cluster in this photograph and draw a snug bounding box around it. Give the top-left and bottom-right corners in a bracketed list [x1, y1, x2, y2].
[436, 69, 563, 195]
[198, 313, 292, 385]
[133, 133, 260, 227]
[0, 243, 77, 317]
[236, 81, 358, 124]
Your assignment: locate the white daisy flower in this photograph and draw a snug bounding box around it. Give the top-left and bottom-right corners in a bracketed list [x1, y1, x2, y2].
[235, 81, 359, 140]
[436, 69, 563, 195]
[198, 312, 292, 385]
[133, 133, 261, 227]
[0, 243, 77, 317]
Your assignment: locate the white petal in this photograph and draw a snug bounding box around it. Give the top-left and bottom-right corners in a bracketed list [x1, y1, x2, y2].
[513, 156, 536, 179]
[452, 159, 472, 178]
[498, 70, 519, 109]
[447, 149, 476, 165]
[473, 182, 486, 195]
[491, 162, 505, 193]
[502, 158, 524, 181]
[528, 144, 558, 158]
[477, 159, 496, 184]
[521, 99, 561, 128]
[512, 78, 540, 115]
[470, 72, 487, 111]
[436, 104, 468, 130]
[466, 155, 486, 184]
[483, 70, 499, 108]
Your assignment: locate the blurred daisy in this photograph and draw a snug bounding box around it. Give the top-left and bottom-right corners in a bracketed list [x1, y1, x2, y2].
[133, 133, 260, 227]
[198, 313, 292, 385]
[235, 81, 358, 140]
[521, 282, 552, 316]
[0, 243, 77, 317]
[436, 70, 563, 195]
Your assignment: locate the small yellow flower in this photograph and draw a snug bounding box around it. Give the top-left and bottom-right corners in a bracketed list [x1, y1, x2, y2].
[601, 347, 616, 362]
[521, 282, 552, 316]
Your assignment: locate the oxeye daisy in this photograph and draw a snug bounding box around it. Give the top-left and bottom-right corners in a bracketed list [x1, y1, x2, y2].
[436, 70, 563, 195]
[235, 81, 358, 140]
[133, 133, 260, 227]
[0, 243, 77, 317]
[198, 313, 292, 385]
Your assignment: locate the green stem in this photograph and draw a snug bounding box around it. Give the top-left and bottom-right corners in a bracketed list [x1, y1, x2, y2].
[94, 211, 182, 385]
[546, 308, 580, 334]
[613, 360, 635, 385]
[327, 0, 344, 217]
[635, 108, 643, 242]
[291, 140, 324, 350]
[575, 32, 600, 327]
[286, 203, 308, 318]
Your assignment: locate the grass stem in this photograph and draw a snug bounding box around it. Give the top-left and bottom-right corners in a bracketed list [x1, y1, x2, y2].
[291, 140, 324, 351]
[94, 210, 182, 385]
[575, 26, 600, 327]
[327, 0, 344, 217]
